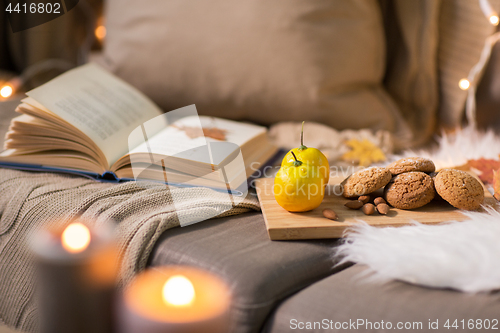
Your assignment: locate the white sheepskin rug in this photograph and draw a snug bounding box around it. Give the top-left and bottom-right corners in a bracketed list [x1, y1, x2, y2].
[336, 207, 500, 293]
[401, 125, 500, 169]
[335, 126, 500, 293]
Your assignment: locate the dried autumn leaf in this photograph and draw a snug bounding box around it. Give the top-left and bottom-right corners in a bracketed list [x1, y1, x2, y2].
[493, 168, 500, 201]
[341, 138, 386, 166]
[467, 158, 500, 184]
[175, 125, 227, 141]
[202, 127, 227, 141]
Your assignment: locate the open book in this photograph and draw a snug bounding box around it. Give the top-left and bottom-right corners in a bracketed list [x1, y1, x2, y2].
[0, 64, 278, 193]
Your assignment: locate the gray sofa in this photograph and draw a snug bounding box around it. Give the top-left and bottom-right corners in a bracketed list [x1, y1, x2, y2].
[1, 100, 500, 333]
[3, 0, 500, 331]
[148, 213, 500, 333]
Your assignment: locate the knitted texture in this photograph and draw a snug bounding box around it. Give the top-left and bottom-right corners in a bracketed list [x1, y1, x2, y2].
[0, 169, 259, 332]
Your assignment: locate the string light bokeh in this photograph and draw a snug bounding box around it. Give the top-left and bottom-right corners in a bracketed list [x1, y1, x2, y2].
[1, 1, 105, 100]
[458, 0, 500, 129]
[0, 85, 13, 99]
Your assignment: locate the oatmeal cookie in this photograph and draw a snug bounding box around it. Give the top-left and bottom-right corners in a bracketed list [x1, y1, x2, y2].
[434, 169, 484, 210]
[384, 171, 435, 209]
[342, 167, 391, 198]
[387, 157, 435, 175]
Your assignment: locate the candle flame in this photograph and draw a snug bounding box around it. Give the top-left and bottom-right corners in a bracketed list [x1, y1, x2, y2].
[0, 85, 13, 98]
[61, 223, 91, 253]
[162, 275, 196, 307]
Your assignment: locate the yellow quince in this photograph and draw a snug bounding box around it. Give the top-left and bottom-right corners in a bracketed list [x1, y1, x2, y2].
[274, 122, 330, 212]
[281, 122, 330, 184]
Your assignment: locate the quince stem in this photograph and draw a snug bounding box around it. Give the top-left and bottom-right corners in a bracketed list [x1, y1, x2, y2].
[299, 121, 307, 151]
[291, 151, 303, 167]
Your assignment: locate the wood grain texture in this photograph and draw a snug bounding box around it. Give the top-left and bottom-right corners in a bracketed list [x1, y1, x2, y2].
[256, 174, 496, 240]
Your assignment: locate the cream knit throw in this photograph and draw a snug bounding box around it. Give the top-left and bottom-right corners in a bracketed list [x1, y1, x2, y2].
[0, 169, 259, 332]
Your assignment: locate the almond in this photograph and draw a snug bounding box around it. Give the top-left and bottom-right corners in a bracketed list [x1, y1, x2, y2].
[344, 200, 364, 210]
[358, 195, 370, 204]
[376, 203, 390, 215]
[322, 208, 338, 221]
[362, 203, 376, 215]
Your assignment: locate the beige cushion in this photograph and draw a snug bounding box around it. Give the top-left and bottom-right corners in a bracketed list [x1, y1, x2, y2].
[381, 0, 440, 147]
[104, 0, 409, 139]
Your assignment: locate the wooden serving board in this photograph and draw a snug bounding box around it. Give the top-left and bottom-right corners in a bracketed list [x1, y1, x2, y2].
[255, 175, 496, 240]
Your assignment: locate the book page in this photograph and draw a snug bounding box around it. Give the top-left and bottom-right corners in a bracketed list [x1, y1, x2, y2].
[128, 116, 266, 165]
[26, 63, 165, 167]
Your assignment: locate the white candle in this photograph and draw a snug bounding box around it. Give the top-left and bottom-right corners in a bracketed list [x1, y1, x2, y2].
[119, 266, 231, 333]
[31, 220, 119, 333]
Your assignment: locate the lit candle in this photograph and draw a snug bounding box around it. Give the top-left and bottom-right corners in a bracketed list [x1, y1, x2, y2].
[119, 266, 231, 333]
[31, 220, 119, 333]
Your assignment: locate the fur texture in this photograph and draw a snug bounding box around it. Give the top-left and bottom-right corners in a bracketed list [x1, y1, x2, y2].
[402, 126, 500, 169]
[336, 206, 500, 293]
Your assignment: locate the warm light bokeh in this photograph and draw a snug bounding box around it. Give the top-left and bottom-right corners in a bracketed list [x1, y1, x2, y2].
[0, 85, 13, 98]
[162, 275, 196, 307]
[95, 25, 106, 42]
[458, 78, 470, 90]
[490, 15, 499, 25]
[61, 223, 91, 253]
[125, 267, 231, 323]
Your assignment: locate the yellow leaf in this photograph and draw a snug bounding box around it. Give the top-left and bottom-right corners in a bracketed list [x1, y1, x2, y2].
[341, 138, 386, 166]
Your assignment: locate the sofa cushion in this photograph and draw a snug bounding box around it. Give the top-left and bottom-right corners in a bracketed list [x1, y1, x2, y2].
[104, 0, 415, 143]
[477, 35, 500, 130]
[380, 0, 440, 147]
[264, 264, 500, 332]
[148, 212, 346, 333]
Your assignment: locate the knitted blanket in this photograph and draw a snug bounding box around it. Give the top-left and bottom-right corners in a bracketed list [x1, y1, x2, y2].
[0, 169, 259, 332]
